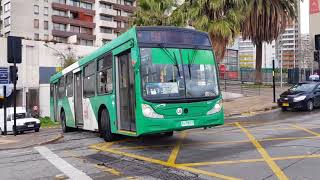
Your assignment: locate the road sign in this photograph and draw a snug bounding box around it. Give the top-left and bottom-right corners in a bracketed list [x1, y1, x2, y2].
[0, 84, 13, 98]
[0, 67, 9, 84]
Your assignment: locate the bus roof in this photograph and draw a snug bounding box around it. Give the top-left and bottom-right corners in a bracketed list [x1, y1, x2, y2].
[49, 26, 210, 83]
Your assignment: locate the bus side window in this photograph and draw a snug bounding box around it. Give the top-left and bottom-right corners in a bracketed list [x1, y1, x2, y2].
[66, 73, 73, 97]
[58, 76, 66, 99]
[97, 53, 113, 94]
[83, 61, 96, 97]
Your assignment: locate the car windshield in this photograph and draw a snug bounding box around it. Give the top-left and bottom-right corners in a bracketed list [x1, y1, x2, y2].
[140, 48, 219, 101]
[16, 113, 26, 119]
[290, 83, 317, 92]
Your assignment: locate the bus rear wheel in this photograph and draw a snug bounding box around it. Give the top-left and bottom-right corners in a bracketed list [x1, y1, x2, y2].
[61, 111, 71, 133]
[100, 109, 117, 142]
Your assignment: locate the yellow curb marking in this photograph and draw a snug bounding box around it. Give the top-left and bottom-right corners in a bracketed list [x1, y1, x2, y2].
[235, 122, 288, 180]
[290, 124, 320, 136]
[92, 145, 240, 180]
[167, 131, 187, 164]
[95, 164, 121, 176]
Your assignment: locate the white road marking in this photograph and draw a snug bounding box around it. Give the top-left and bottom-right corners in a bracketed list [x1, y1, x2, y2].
[34, 146, 92, 180]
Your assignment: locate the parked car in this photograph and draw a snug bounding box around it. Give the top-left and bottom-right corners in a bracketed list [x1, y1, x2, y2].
[278, 82, 320, 111]
[0, 107, 41, 135]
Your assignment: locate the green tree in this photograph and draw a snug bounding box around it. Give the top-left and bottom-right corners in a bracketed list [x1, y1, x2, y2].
[241, 0, 298, 83]
[133, 0, 178, 26]
[53, 47, 78, 68]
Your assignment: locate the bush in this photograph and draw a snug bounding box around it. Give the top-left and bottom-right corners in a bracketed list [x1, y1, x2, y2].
[40, 117, 60, 128]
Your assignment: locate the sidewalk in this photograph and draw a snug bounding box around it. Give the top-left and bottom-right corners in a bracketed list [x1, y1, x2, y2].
[222, 87, 286, 117]
[0, 128, 63, 150]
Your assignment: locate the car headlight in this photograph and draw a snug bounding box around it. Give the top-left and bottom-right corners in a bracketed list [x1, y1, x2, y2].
[293, 95, 306, 102]
[142, 104, 164, 119]
[207, 99, 223, 115]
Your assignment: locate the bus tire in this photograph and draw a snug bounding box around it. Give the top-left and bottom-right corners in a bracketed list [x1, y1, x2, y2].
[164, 131, 174, 137]
[61, 110, 71, 133]
[100, 108, 116, 142]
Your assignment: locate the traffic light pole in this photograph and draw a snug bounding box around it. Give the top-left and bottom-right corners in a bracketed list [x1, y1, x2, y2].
[3, 86, 7, 135]
[13, 62, 17, 136]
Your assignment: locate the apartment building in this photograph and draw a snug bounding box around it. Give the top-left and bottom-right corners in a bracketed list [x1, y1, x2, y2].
[0, 0, 136, 46]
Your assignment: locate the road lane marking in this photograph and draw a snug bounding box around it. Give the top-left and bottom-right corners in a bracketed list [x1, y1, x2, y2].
[179, 153, 320, 167]
[167, 131, 187, 164]
[235, 122, 288, 180]
[91, 145, 240, 180]
[95, 164, 121, 176]
[290, 124, 320, 136]
[34, 146, 92, 180]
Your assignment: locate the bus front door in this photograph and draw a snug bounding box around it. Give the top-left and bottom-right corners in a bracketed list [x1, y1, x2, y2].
[116, 50, 136, 132]
[74, 72, 83, 126]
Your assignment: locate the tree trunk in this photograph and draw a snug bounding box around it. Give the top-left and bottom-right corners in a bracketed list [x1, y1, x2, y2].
[255, 43, 263, 84]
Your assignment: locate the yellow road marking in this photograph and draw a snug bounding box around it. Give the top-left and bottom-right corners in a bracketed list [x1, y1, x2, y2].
[110, 136, 318, 151]
[179, 153, 320, 167]
[290, 124, 320, 136]
[251, 127, 297, 131]
[235, 122, 288, 180]
[92, 145, 240, 180]
[167, 132, 187, 164]
[95, 164, 121, 176]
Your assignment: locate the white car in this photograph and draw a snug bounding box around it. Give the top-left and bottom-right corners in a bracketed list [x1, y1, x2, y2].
[0, 107, 41, 135]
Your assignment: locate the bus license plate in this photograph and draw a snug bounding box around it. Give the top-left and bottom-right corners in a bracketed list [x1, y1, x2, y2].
[181, 120, 194, 127]
[282, 103, 289, 107]
[28, 124, 34, 128]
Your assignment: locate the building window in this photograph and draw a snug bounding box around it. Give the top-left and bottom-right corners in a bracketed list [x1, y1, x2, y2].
[100, 27, 112, 34]
[53, 10, 68, 17]
[70, 25, 80, 33]
[97, 54, 113, 94]
[44, 21, 49, 30]
[81, 27, 92, 35]
[116, 0, 122, 4]
[116, 10, 121, 16]
[34, 19, 39, 29]
[4, 2, 11, 12]
[44, 7, 49, 16]
[83, 62, 96, 97]
[54, 0, 66, 4]
[70, 0, 80, 7]
[80, 39, 93, 46]
[53, 36, 67, 43]
[44, 34, 49, 41]
[34, 5, 39, 15]
[100, 2, 112, 9]
[44, 0, 48, 3]
[100, 15, 112, 21]
[4, 17, 11, 27]
[70, 12, 79, 19]
[102, 39, 111, 44]
[34, 33, 39, 40]
[124, 21, 129, 28]
[80, 2, 92, 10]
[53, 23, 67, 31]
[124, 0, 133, 6]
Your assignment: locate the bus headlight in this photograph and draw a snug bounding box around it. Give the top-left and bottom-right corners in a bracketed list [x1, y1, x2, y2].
[207, 100, 223, 115]
[142, 104, 164, 119]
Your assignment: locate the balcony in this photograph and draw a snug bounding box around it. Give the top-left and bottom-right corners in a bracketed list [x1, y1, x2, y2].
[52, 30, 96, 41]
[99, 33, 117, 40]
[99, 21, 117, 28]
[97, 7, 117, 16]
[99, 0, 116, 3]
[114, 27, 126, 33]
[52, 3, 95, 16]
[114, 15, 129, 22]
[52, 15, 95, 28]
[113, 3, 136, 13]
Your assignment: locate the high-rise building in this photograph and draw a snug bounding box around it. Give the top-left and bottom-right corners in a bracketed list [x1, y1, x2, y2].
[0, 0, 136, 46]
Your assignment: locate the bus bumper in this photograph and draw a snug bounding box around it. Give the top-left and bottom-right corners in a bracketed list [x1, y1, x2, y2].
[138, 109, 224, 135]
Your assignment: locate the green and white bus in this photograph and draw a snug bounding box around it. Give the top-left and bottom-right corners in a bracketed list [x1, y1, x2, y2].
[50, 26, 224, 141]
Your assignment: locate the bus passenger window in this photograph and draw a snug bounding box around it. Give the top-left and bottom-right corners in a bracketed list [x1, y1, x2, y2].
[84, 62, 96, 97]
[58, 76, 65, 99]
[97, 54, 113, 94]
[66, 73, 73, 97]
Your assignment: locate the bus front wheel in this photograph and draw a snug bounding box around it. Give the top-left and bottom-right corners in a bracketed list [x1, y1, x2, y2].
[100, 109, 116, 142]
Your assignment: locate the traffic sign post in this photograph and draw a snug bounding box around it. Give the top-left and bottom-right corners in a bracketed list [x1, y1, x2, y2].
[3, 86, 7, 135]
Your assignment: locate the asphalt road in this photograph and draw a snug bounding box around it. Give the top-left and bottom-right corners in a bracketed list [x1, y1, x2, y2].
[1, 109, 320, 180]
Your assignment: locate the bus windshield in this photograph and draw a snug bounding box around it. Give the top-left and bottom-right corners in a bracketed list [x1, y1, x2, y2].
[140, 48, 219, 102]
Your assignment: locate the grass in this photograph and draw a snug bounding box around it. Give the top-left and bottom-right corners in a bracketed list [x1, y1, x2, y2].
[40, 117, 60, 128]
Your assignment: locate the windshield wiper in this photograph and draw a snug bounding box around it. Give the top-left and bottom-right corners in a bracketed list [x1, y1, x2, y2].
[158, 44, 181, 77]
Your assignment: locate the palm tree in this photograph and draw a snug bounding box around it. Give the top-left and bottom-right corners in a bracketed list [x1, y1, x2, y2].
[241, 0, 298, 83]
[172, 0, 246, 62]
[132, 0, 178, 26]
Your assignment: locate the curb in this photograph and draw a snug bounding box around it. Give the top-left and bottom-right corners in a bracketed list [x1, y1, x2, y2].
[39, 133, 64, 146]
[225, 105, 279, 118]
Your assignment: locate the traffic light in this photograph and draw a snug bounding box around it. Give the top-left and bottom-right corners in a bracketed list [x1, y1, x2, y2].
[9, 66, 18, 83]
[7, 36, 22, 64]
[314, 51, 320, 62]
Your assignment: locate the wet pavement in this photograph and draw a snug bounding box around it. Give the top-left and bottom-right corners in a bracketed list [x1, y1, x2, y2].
[1, 109, 320, 180]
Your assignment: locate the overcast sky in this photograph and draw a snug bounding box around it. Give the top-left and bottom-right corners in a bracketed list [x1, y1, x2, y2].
[301, 0, 309, 34]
